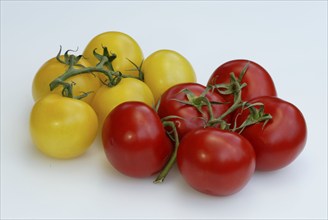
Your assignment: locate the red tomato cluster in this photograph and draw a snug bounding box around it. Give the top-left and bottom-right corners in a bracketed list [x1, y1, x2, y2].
[102, 59, 307, 196]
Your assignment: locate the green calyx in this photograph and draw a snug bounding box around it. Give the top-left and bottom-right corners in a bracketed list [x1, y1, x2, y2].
[231, 102, 272, 133]
[172, 87, 227, 121]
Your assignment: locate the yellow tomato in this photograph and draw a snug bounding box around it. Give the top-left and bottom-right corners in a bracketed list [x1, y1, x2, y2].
[91, 78, 154, 129]
[83, 31, 143, 78]
[30, 94, 98, 159]
[32, 56, 101, 104]
[142, 49, 197, 102]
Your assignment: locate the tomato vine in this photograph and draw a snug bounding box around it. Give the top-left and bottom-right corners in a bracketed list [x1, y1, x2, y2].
[154, 63, 273, 183]
[49, 46, 143, 99]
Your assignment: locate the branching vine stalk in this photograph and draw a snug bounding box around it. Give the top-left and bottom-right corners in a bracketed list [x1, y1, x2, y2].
[49, 46, 144, 99]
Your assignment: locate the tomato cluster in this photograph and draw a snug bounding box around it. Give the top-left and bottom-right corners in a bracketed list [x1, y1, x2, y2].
[29, 31, 307, 197]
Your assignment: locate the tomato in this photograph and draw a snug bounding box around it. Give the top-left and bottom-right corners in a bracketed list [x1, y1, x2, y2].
[142, 49, 197, 102]
[157, 82, 230, 138]
[177, 128, 255, 196]
[91, 78, 154, 129]
[207, 59, 277, 104]
[102, 102, 172, 178]
[32, 56, 101, 104]
[83, 31, 143, 78]
[30, 94, 98, 159]
[234, 96, 307, 171]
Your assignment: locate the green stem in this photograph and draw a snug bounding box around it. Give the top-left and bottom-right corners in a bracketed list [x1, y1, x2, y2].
[49, 65, 115, 91]
[200, 85, 212, 97]
[126, 58, 144, 81]
[153, 121, 179, 183]
[206, 73, 244, 127]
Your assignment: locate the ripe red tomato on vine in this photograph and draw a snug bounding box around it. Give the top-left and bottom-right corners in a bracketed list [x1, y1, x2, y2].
[102, 101, 173, 178]
[207, 59, 277, 104]
[177, 128, 256, 196]
[233, 96, 307, 171]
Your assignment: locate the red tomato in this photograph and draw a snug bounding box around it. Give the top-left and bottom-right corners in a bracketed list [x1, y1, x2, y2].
[102, 102, 172, 178]
[234, 96, 307, 171]
[207, 60, 277, 104]
[177, 128, 256, 196]
[157, 83, 230, 139]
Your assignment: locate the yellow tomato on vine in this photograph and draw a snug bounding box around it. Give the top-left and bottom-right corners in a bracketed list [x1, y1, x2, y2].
[91, 78, 155, 129]
[83, 31, 144, 79]
[142, 49, 197, 102]
[30, 94, 98, 159]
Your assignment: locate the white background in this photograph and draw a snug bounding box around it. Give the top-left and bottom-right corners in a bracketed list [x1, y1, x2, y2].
[1, 1, 327, 219]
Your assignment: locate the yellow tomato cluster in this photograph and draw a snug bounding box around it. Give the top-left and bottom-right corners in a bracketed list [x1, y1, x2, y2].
[30, 31, 197, 159]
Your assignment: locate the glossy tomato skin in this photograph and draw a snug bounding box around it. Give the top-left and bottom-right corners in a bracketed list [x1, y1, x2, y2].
[91, 78, 155, 129]
[157, 83, 230, 139]
[83, 31, 143, 78]
[234, 96, 307, 171]
[30, 94, 98, 159]
[32, 56, 101, 104]
[142, 49, 197, 102]
[177, 128, 255, 196]
[102, 102, 173, 178]
[207, 60, 277, 104]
